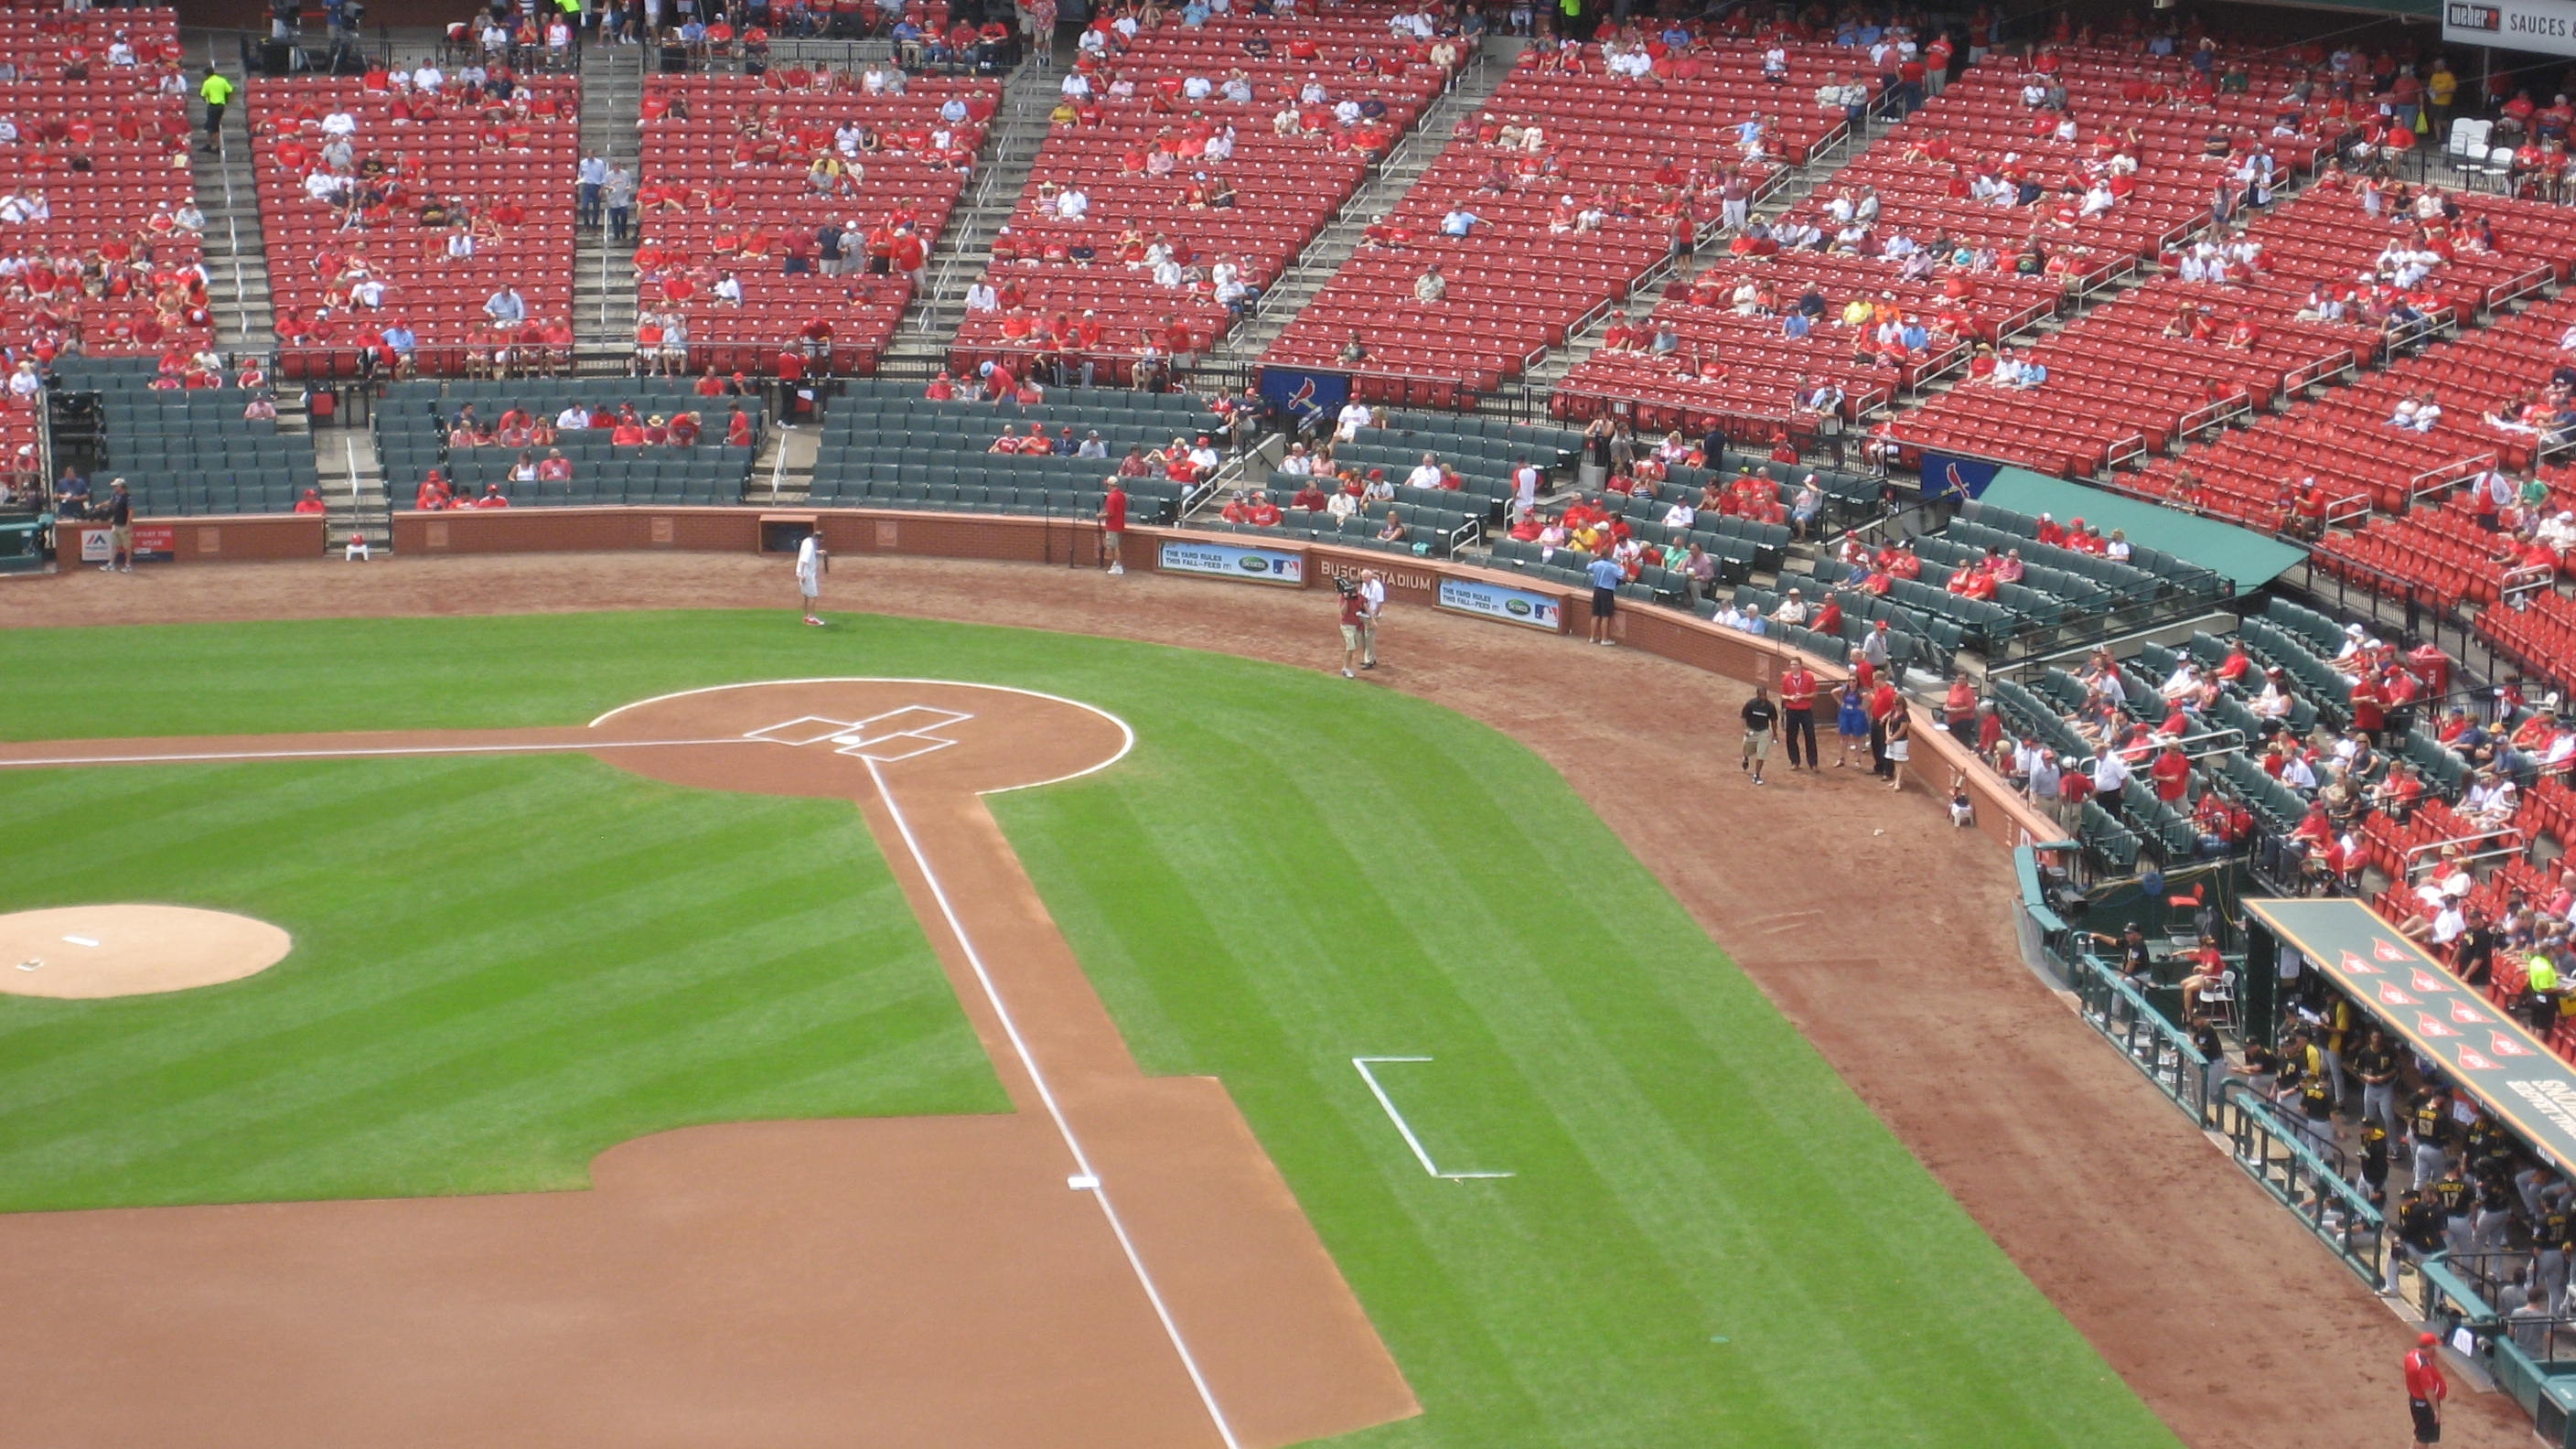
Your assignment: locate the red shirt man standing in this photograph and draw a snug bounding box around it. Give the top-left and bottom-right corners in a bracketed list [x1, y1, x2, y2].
[1098, 478, 1128, 575]
[2150, 744, 2191, 804]
[1777, 660, 1819, 770]
[2404, 1332, 2447, 1448]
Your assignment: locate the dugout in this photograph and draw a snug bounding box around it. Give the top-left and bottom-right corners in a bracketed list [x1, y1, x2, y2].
[2245, 897, 2576, 1440]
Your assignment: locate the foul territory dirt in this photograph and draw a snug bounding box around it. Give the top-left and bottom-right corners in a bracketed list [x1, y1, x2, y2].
[0, 554, 2524, 1449]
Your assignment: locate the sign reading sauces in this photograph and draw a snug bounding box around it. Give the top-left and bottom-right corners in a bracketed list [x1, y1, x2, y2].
[2446, 0, 2576, 57]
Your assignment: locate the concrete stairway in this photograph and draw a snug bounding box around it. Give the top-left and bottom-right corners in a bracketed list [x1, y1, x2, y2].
[573, 43, 644, 375]
[874, 51, 1064, 373]
[188, 99, 395, 551]
[1196, 39, 1522, 373]
[188, 122, 277, 353]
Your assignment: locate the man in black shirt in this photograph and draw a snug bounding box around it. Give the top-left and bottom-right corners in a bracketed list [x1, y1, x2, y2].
[2351, 1029, 2401, 1140]
[97, 477, 133, 573]
[2088, 924, 2153, 980]
[2409, 1086, 2454, 1188]
[2388, 1186, 2446, 1295]
[2431, 1163, 2476, 1256]
[1740, 684, 1778, 786]
[2538, 1192, 2574, 1311]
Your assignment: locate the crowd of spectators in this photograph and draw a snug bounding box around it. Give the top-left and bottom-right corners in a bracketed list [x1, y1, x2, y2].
[252, 70, 579, 378]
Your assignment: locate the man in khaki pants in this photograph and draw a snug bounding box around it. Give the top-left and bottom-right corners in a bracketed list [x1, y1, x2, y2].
[98, 478, 134, 573]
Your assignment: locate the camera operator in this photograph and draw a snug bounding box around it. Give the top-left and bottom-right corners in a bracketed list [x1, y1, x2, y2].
[1336, 575, 1367, 679]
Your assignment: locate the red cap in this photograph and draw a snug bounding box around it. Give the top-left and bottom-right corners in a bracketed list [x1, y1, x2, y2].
[2419, 1331, 2440, 1346]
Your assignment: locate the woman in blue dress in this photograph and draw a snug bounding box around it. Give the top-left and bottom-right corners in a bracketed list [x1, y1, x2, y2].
[1834, 679, 1871, 769]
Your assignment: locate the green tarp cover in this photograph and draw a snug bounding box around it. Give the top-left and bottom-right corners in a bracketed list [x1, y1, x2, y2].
[1978, 468, 2308, 590]
[2247, 897, 2576, 1175]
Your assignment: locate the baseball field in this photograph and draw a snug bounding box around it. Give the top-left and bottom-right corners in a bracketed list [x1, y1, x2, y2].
[0, 606, 2177, 1446]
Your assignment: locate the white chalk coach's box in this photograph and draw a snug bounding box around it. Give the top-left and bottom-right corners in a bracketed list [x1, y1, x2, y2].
[1437, 576, 1562, 631]
[1157, 539, 1306, 585]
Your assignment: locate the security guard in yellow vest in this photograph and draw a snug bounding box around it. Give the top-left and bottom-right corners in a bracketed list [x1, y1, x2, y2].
[199, 66, 236, 153]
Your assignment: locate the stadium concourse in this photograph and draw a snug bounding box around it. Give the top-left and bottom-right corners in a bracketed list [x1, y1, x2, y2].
[16, 0, 2576, 1443]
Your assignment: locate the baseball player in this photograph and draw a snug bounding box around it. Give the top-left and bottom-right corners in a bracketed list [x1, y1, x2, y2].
[795, 529, 827, 626]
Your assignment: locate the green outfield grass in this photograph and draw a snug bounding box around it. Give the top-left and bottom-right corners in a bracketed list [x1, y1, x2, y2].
[0, 611, 2176, 1449]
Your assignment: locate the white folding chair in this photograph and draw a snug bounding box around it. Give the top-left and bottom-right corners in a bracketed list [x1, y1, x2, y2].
[2197, 968, 2239, 1030]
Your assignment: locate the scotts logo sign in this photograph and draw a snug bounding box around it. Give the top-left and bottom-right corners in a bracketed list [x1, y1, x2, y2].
[1506, 599, 1533, 617]
[1239, 556, 1270, 573]
[2248, 897, 2576, 1175]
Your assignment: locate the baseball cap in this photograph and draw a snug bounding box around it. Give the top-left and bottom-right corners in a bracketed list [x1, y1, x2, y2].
[2419, 1331, 2440, 1346]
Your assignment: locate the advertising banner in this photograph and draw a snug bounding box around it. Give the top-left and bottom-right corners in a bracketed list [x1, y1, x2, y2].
[2247, 897, 2576, 1175]
[2445, 0, 2576, 58]
[1157, 539, 1305, 585]
[76, 523, 175, 564]
[1435, 576, 1563, 632]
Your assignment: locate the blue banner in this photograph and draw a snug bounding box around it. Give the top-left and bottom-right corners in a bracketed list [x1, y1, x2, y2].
[1921, 453, 2002, 502]
[1436, 576, 1563, 632]
[1260, 369, 1348, 436]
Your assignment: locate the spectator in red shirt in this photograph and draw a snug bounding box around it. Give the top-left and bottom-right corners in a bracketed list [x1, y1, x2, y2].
[2349, 672, 2386, 743]
[1097, 480, 1129, 574]
[2150, 743, 2191, 804]
[1778, 660, 1819, 769]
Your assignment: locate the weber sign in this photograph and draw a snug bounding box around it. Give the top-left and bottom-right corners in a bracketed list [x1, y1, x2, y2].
[2446, 0, 2576, 58]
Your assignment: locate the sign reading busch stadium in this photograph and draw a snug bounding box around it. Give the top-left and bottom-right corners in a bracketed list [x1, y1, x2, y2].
[2245, 897, 2576, 1175]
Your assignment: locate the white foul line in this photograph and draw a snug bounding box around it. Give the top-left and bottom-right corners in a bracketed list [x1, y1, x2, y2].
[862, 756, 1241, 1449]
[1352, 1057, 1515, 1181]
[0, 738, 769, 769]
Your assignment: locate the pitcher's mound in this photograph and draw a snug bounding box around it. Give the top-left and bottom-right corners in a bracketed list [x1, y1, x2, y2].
[0, 906, 291, 999]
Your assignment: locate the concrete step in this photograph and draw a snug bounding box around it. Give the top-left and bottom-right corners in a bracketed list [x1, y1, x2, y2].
[188, 124, 279, 351]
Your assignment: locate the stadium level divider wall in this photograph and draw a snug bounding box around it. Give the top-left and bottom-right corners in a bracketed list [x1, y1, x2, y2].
[60, 515, 324, 564]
